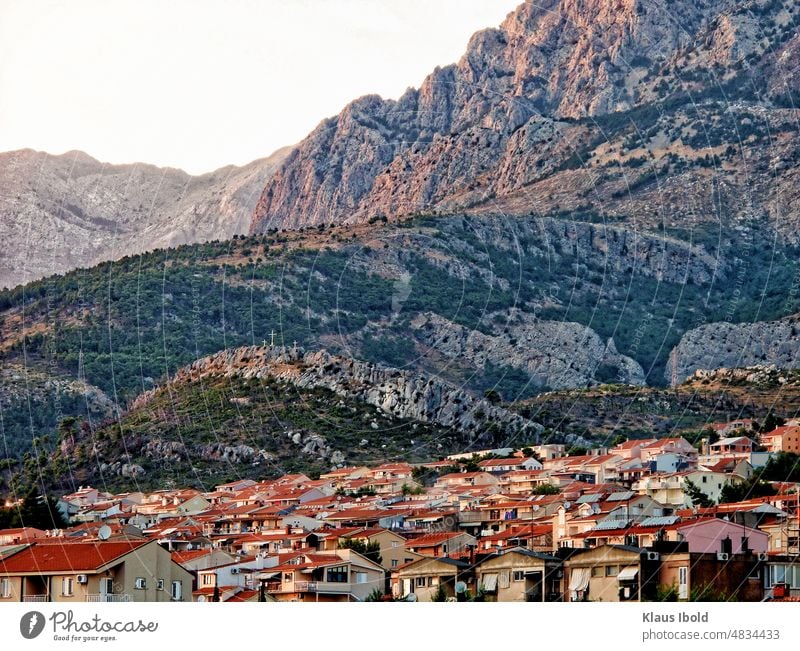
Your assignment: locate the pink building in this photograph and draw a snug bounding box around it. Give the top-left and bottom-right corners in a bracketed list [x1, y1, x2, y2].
[675, 518, 768, 555]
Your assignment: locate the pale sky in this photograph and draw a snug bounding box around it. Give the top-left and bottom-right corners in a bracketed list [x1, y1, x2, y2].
[0, 0, 518, 174]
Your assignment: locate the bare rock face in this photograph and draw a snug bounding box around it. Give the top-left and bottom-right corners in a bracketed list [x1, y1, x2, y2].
[164, 345, 543, 440]
[412, 312, 645, 389]
[667, 315, 800, 385]
[250, 0, 721, 231]
[0, 147, 290, 288]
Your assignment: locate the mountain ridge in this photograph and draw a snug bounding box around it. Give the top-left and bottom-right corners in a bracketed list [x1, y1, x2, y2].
[0, 145, 291, 289]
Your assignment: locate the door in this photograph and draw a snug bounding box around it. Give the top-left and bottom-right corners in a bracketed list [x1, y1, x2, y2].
[678, 567, 688, 600]
[101, 578, 113, 602]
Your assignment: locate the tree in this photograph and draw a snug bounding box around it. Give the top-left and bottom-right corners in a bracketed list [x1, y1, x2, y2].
[430, 585, 448, 602]
[718, 477, 777, 504]
[338, 538, 382, 566]
[483, 389, 502, 405]
[684, 479, 714, 508]
[760, 452, 800, 483]
[3, 489, 69, 530]
[758, 413, 785, 434]
[532, 484, 561, 495]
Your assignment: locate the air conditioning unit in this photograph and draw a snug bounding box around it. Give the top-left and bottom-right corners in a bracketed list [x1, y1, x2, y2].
[76, 574, 88, 584]
[646, 552, 660, 561]
[757, 552, 768, 561]
[717, 552, 730, 561]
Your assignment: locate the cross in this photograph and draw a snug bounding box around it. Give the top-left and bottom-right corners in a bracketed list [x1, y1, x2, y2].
[293, 340, 298, 350]
[269, 330, 276, 346]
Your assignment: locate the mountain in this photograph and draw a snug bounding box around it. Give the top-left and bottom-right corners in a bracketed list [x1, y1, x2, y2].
[2, 210, 798, 464]
[13, 345, 541, 492]
[669, 313, 800, 384]
[251, 0, 800, 238]
[0, 146, 291, 289]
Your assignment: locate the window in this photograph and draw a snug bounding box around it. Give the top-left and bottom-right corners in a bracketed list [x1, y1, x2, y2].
[391, 560, 398, 568]
[62, 577, 74, 596]
[134, 577, 146, 590]
[355, 572, 368, 584]
[605, 565, 619, 577]
[513, 571, 525, 582]
[441, 544, 448, 554]
[201, 574, 214, 586]
[326, 565, 348, 583]
[156, 579, 165, 591]
[391, 541, 399, 548]
[416, 577, 427, 588]
[591, 566, 603, 578]
[0, 578, 11, 598]
[171, 580, 183, 601]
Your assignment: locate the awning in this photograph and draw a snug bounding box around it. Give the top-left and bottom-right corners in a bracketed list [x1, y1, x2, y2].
[481, 573, 498, 592]
[568, 567, 590, 592]
[617, 567, 639, 582]
[258, 572, 280, 580]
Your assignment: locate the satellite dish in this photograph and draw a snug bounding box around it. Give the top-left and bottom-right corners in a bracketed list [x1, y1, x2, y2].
[406, 593, 418, 602]
[97, 525, 112, 541]
[455, 581, 467, 594]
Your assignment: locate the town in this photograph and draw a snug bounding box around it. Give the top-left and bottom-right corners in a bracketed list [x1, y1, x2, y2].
[1, 419, 799, 604]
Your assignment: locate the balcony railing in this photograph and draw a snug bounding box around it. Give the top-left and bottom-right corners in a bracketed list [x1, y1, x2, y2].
[266, 582, 352, 594]
[296, 581, 352, 594]
[86, 594, 132, 602]
[23, 595, 48, 602]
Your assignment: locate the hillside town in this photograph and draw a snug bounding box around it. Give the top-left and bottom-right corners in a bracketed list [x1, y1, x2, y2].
[1, 420, 799, 604]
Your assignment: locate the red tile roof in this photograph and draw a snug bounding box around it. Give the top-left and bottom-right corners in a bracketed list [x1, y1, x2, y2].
[0, 540, 151, 574]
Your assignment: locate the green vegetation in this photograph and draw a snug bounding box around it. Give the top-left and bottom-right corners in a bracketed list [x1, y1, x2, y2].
[338, 538, 382, 566]
[9, 373, 465, 493]
[0, 489, 69, 530]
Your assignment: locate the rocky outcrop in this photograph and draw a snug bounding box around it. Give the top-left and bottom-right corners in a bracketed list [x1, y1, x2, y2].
[667, 315, 800, 385]
[163, 346, 543, 440]
[412, 312, 645, 389]
[250, 0, 800, 233]
[0, 146, 290, 288]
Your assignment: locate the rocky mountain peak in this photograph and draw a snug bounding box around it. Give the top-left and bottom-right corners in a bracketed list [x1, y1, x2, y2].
[250, 0, 770, 232]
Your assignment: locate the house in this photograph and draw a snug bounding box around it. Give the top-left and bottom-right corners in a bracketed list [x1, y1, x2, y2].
[761, 425, 800, 454]
[673, 518, 768, 555]
[392, 556, 472, 601]
[764, 557, 800, 599]
[257, 549, 385, 602]
[433, 472, 500, 490]
[635, 470, 739, 507]
[0, 540, 192, 602]
[709, 419, 756, 437]
[563, 544, 660, 602]
[0, 528, 47, 545]
[404, 531, 476, 558]
[475, 547, 562, 602]
[477, 457, 542, 473]
[639, 438, 697, 464]
[610, 439, 658, 460]
[708, 436, 755, 459]
[214, 479, 257, 493]
[660, 549, 764, 601]
[193, 554, 278, 602]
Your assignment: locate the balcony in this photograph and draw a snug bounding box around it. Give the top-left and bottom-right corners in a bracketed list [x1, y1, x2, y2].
[86, 594, 132, 602]
[266, 582, 352, 594]
[296, 581, 352, 594]
[23, 595, 49, 602]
